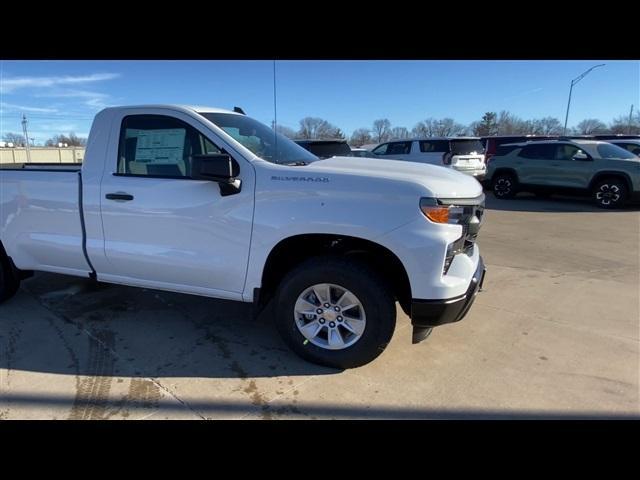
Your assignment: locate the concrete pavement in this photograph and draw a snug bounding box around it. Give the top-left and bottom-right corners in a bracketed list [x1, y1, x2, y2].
[1, 193, 638, 419]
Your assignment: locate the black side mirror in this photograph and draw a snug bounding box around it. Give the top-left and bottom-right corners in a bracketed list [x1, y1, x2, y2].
[192, 154, 234, 182]
[191, 154, 242, 196]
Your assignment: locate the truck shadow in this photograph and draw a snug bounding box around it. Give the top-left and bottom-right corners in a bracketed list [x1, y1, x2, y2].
[1, 272, 339, 380]
[483, 190, 640, 213]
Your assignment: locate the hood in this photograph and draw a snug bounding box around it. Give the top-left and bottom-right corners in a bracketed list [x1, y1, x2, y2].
[302, 156, 483, 198]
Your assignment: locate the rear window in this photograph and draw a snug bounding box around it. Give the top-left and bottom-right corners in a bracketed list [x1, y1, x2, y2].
[299, 142, 352, 159]
[596, 143, 638, 159]
[450, 139, 484, 155]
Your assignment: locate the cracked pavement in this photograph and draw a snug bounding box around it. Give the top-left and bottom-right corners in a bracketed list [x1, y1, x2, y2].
[1, 193, 638, 419]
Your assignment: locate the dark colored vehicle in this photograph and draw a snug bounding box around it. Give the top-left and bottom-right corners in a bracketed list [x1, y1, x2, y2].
[482, 135, 557, 164]
[295, 139, 352, 159]
[608, 139, 640, 156]
[574, 134, 640, 141]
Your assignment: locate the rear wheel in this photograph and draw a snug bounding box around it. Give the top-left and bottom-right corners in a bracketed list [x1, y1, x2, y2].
[492, 173, 518, 199]
[593, 177, 628, 209]
[0, 252, 20, 304]
[274, 256, 396, 369]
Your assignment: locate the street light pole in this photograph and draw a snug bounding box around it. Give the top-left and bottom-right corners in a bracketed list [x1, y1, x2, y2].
[562, 64, 606, 135]
[21, 114, 32, 163]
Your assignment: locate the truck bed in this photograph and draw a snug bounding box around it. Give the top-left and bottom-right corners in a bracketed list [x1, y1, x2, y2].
[0, 163, 82, 172]
[0, 168, 91, 276]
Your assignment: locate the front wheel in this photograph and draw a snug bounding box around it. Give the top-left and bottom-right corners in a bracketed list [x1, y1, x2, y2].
[492, 173, 518, 199]
[593, 178, 628, 209]
[275, 256, 396, 369]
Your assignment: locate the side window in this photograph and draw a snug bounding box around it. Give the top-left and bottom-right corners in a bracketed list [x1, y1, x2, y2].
[555, 144, 582, 161]
[419, 141, 435, 152]
[620, 143, 640, 155]
[372, 143, 388, 155]
[387, 141, 412, 155]
[520, 144, 556, 160]
[495, 145, 519, 156]
[117, 115, 222, 178]
[420, 140, 450, 153]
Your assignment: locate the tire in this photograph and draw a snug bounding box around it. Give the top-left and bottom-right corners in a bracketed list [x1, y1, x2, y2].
[274, 256, 396, 369]
[593, 177, 628, 209]
[0, 252, 20, 304]
[492, 173, 518, 199]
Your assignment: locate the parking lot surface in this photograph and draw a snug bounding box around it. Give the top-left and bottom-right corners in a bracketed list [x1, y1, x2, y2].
[1, 193, 638, 419]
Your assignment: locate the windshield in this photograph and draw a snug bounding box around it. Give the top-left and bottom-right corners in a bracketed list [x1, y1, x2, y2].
[199, 112, 319, 165]
[596, 142, 638, 160]
[450, 139, 485, 155]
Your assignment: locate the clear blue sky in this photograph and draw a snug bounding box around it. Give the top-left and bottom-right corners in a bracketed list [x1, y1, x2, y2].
[1, 60, 638, 144]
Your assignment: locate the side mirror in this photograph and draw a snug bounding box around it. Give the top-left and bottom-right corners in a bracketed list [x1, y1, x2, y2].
[191, 154, 234, 182]
[572, 152, 591, 161]
[191, 154, 242, 196]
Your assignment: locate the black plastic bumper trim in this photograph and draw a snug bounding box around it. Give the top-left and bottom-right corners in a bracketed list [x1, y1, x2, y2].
[411, 256, 486, 332]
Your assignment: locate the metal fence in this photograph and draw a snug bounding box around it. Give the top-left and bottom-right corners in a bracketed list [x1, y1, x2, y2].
[0, 147, 85, 164]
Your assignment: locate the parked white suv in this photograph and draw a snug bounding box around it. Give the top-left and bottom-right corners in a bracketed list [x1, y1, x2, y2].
[371, 137, 487, 179]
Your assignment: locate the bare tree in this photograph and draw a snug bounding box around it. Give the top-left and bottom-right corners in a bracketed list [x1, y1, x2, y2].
[372, 119, 391, 143]
[496, 111, 529, 135]
[390, 126, 410, 139]
[411, 121, 428, 137]
[350, 128, 372, 147]
[297, 117, 342, 139]
[574, 118, 607, 135]
[435, 118, 468, 136]
[530, 117, 564, 135]
[44, 132, 87, 147]
[609, 111, 640, 134]
[2, 132, 26, 146]
[275, 125, 298, 139]
[411, 118, 467, 137]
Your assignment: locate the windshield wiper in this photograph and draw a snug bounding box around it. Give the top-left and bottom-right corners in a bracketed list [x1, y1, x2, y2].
[280, 160, 309, 166]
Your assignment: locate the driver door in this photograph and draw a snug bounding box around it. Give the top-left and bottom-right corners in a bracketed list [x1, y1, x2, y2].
[98, 112, 254, 297]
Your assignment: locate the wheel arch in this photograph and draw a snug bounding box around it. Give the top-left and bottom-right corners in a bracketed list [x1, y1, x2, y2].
[491, 168, 520, 183]
[589, 171, 633, 192]
[257, 233, 412, 316]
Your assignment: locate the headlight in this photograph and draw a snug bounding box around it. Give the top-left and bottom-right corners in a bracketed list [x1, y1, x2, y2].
[420, 196, 486, 275]
[419, 198, 466, 225]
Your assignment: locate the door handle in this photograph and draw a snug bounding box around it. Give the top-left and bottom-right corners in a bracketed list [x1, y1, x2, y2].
[105, 192, 134, 201]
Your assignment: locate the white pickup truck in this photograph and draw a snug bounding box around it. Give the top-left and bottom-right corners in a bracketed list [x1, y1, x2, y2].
[0, 105, 486, 368]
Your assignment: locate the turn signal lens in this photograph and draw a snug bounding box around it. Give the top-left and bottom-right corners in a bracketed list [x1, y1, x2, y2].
[420, 200, 450, 224]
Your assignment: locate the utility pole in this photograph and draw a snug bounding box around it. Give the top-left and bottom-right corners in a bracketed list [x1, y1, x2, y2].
[563, 64, 606, 135]
[21, 114, 32, 163]
[629, 105, 634, 134]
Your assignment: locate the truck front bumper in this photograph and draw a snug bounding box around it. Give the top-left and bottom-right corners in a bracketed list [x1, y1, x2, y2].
[410, 256, 486, 343]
